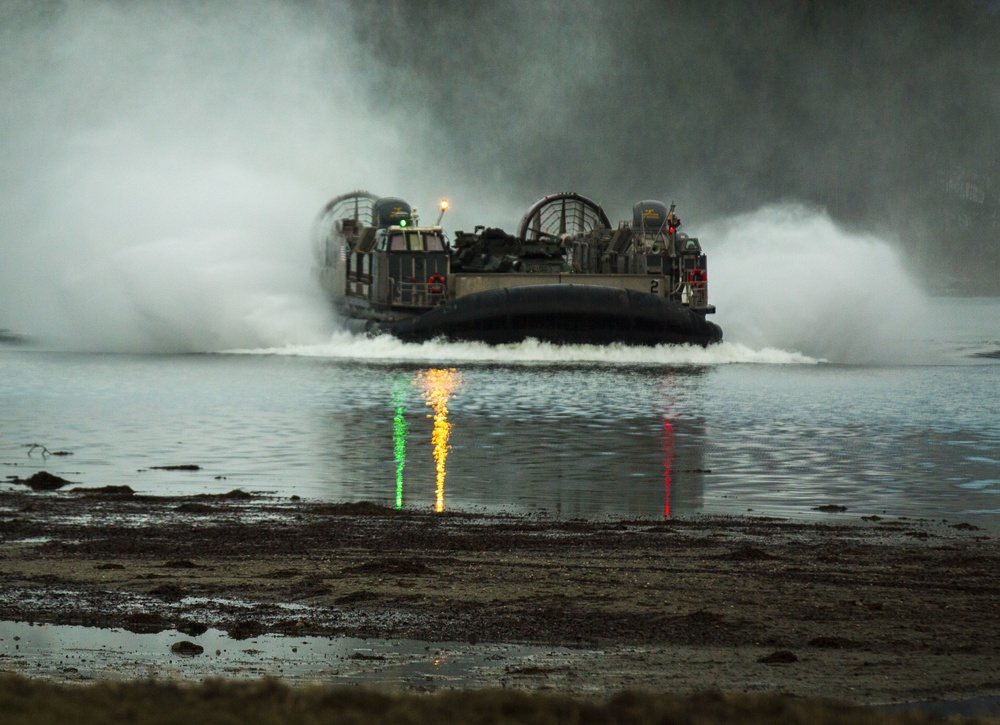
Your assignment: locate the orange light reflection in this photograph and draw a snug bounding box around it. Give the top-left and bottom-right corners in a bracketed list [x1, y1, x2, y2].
[416, 368, 461, 512]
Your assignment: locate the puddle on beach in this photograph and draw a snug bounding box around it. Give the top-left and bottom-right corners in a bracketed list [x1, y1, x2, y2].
[3, 621, 1000, 717]
[0, 620, 560, 687]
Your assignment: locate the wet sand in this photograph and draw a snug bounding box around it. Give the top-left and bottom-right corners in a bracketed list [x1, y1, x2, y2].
[1, 487, 998, 706]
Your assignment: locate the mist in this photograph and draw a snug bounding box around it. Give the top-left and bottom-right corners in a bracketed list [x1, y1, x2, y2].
[2, 0, 994, 355]
[704, 205, 933, 364]
[0, 1, 456, 351]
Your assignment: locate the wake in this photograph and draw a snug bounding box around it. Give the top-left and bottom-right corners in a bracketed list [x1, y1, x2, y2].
[230, 331, 818, 366]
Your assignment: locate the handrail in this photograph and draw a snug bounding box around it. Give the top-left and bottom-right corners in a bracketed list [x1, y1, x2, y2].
[390, 279, 449, 308]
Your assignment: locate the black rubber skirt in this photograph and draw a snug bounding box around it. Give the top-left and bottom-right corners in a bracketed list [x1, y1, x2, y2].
[348, 284, 722, 346]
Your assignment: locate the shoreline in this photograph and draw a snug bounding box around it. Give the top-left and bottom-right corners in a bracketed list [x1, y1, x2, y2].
[1, 487, 998, 706]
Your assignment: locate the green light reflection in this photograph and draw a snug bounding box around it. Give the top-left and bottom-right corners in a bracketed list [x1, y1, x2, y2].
[390, 377, 410, 509]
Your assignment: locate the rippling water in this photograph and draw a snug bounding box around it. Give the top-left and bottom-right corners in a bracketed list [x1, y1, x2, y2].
[2, 298, 998, 530]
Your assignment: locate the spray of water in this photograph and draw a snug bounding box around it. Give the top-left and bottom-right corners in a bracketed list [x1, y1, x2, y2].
[239, 204, 934, 366]
[702, 204, 935, 364]
[1, 2, 939, 364]
[0, 1, 411, 352]
[233, 333, 816, 366]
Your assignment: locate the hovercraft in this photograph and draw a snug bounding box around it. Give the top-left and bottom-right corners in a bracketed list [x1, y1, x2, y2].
[312, 191, 722, 346]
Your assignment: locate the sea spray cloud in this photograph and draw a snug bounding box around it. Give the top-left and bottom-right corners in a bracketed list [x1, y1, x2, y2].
[0, 1, 406, 351]
[1, 1, 973, 358]
[704, 204, 933, 364]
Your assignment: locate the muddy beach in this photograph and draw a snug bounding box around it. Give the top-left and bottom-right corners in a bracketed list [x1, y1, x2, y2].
[0, 486, 998, 707]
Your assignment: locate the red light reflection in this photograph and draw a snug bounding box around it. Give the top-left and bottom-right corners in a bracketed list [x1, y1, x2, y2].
[662, 416, 675, 518]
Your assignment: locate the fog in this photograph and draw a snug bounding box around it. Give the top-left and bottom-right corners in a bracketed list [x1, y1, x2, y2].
[0, 1, 446, 351]
[1, 0, 994, 355]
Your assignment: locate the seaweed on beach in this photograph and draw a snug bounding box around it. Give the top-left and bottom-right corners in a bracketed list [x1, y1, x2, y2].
[10, 471, 74, 491]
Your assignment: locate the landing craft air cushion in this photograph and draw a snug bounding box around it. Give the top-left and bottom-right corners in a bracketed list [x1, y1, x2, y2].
[312, 191, 722, 346]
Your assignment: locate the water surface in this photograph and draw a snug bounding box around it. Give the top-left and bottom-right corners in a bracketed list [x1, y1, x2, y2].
[2, 298, 998, 530]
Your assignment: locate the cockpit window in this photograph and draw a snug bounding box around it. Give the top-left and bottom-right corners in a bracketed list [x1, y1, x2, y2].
[386, 232, 446, 252]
